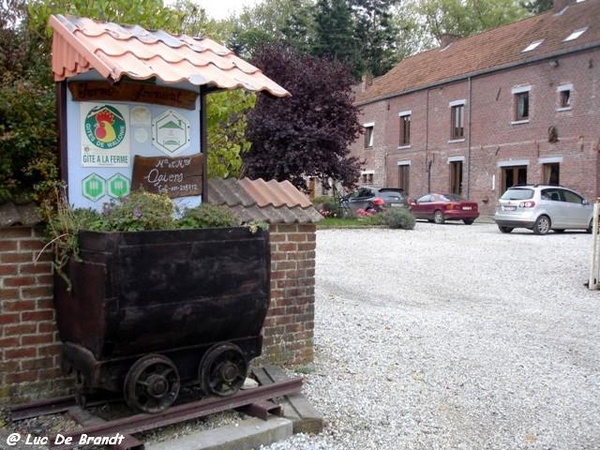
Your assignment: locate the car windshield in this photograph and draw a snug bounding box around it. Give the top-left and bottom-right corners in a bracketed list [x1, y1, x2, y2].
[500, 188, 534, 200]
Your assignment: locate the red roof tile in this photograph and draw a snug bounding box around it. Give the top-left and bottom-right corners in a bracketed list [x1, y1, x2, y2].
[356, 0, 600, 104]
[207, 178, 322, 224]
[49, 14, 290, 97]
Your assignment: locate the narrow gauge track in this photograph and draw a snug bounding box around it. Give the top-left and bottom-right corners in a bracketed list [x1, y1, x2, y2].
[9, 378, 302, 450]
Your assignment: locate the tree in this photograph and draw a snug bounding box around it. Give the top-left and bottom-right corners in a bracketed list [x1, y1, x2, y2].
[206, 90, 256, 179]
[521, 0, 553, 14]
[412, 0, 531, 44]
[243, 44, 362, 192]
[312, 0, 361, 77]
[351, 0, 402, 77]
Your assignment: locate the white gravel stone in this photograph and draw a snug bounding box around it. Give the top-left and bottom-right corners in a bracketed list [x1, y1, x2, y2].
[261, 222, 600, 450]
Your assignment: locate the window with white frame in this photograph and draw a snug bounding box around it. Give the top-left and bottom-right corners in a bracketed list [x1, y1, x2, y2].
[557, 83, 572, 110]
[564, 27, 587, 42]
[398, 111, 411, 147]
[363, 122, 374, 148]
[511, 86, 531, 122]
[449, 100, 465, 139]
[361, 170, 374, 184]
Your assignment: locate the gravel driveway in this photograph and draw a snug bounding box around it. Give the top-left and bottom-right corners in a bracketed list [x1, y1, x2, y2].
[264, 222, 600, 450]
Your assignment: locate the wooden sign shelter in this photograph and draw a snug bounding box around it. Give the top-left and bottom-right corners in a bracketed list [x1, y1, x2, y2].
[49, 14, 289, 210]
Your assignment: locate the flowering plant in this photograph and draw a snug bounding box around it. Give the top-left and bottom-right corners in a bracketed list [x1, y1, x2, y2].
[355, 208, 377, 218]
[41, 188, 246, 290]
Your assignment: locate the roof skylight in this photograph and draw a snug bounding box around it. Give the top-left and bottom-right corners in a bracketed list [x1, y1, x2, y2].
[522, 40, 543, 53]
[564, 27, 588, 42]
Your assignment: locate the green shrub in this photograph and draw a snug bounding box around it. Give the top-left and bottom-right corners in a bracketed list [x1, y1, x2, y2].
[100, 190, 177, 232]
[178, 204, 241, 229]
[381, 207, 416, 230]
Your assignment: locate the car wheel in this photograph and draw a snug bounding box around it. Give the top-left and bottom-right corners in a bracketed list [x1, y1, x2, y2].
[433, 210, 445, 224]
[533, 215, 551, 235]
[587, 219, 599, 234]
[463, 219, 474, 225]
[498, 226, 513, 233]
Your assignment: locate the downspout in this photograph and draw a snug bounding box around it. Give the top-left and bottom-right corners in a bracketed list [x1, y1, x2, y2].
[467, 76, 472, 198]
[426, 89, 430, 192]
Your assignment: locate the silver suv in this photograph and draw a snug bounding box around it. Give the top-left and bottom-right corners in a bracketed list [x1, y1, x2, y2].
[494, 185, 595, 235]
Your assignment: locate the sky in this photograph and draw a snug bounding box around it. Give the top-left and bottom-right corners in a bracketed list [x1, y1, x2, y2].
[197, 0, 262, 20]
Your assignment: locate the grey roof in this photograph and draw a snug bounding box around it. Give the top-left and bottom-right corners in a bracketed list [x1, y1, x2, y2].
[207, 178, 323, 224]
[0, 202, 42, 227]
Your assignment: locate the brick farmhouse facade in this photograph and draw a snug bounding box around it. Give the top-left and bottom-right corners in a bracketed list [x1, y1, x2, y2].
[350, 0, 600, 216]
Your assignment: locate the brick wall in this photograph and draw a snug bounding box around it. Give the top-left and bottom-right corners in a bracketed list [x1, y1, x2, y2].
[259, 223, 316, 366]
[0, 224, 317, 403]
[351, 48, 600, 216]
[0, 226, 69, 402]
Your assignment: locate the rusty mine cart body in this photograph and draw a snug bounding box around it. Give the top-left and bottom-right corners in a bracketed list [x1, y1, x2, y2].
[53, 227, 270, 413]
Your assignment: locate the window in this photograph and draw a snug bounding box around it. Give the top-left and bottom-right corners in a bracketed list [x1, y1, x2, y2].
[449, 160, 463, 195]
[522, 39, 543, 52]
[364, 123, 374, 148]
[398, 111, 411, 146]
[398, 163, 410, 194]
[512, 86, 531, 123]
[543, 163, 560, 185]
[501, 165, 527, 191]
[557, 84, 572, 110]
[450, 101, 465, 139]
[564, 27, 587, 42]
[361, 171, 374, 184]
[559, 90, 571, 108]
[515, 92, 529, 120]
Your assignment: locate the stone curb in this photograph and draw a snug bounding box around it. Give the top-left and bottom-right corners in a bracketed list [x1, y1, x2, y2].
[144, 416, 293, 450]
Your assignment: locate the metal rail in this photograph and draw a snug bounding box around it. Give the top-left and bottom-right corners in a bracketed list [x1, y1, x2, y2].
[10, 395, 114, 421]
[47, 378, 302, 450]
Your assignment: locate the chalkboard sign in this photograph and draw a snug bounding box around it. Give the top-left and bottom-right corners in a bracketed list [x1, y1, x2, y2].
[132, 154, 203, 198]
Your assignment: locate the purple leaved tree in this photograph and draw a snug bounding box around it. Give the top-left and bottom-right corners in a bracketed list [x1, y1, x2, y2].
[243, 43, 363, 193]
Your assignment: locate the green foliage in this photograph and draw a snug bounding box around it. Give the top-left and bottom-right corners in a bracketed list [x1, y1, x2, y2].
[244, 43, 363, 192]
[206, 90, 256, 178]
[412, 0, 531, 43]
[42, 189, 245, 288]
[99, 190, 177, 232]
[381, 207, 416, 229]
[316, 197, 345, 219]
[178, 204, 241, 229]
[0, 74, 58, 202]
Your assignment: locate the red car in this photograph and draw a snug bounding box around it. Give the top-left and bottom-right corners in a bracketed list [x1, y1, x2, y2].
[409, 193, 479, 225]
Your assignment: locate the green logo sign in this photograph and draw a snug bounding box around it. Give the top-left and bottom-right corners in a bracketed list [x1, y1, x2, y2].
[82, 173, 106, 202]
[84, 105, 126, 149]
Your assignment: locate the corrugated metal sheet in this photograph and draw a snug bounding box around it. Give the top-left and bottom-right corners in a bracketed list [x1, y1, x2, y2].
[207, 178, 323, 224]
[49, 14, 290, 97]
[356, 0, 600, 104]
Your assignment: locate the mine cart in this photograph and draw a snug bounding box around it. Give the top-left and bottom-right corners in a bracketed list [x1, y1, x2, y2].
[54, 227, 270, 413]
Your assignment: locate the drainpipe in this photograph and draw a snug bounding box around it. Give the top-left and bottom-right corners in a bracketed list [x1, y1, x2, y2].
[466, 76, 472, 198]
[426, 89, 430, 192]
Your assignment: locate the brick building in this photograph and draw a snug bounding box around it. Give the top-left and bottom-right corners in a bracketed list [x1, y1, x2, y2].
[350, 0, 600, 216]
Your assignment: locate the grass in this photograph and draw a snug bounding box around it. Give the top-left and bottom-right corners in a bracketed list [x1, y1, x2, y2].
[317, 217, 374, 229]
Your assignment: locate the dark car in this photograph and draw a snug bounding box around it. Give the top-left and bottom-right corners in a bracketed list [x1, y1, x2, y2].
[340, 187, 408, 213]
[409, 193, 479, 224]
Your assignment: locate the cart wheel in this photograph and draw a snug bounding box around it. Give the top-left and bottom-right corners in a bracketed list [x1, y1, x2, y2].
[124, 354, 180, 413]
[199, 343, 247, 397]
